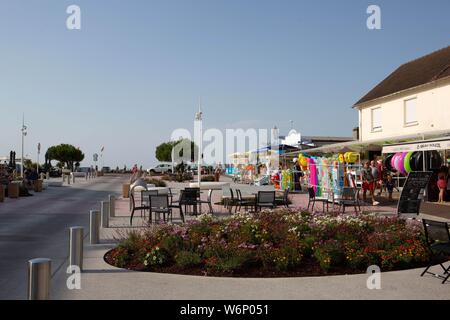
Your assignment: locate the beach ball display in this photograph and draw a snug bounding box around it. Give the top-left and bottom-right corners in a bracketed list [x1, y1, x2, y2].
[298, 155, 309, 170]
[344, 152, 358, 164]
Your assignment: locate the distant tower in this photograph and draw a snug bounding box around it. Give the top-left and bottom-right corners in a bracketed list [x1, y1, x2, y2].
[271, 126, 279, 146]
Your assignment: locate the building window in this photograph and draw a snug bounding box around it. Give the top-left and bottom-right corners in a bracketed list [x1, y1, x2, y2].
[371, 107, 382, 132]
[404, 98, 418, 126]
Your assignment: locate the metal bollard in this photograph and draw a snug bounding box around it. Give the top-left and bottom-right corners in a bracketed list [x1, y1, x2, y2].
[89, 210, 101, 244]
[109, 195, 116, 217]
[72, 173, 75, 184]
[69, 226, 84, 271]
[28, 258, 51, 300]
[101, 201, 109, 228]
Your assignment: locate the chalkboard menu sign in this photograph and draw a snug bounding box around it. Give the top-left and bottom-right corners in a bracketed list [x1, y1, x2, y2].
[397, 171, 432, 215]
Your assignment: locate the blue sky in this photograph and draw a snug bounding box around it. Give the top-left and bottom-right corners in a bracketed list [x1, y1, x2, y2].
[0, 0, 449, 168]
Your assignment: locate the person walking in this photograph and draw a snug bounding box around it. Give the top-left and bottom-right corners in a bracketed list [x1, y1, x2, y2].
[437, 166, 448, 203]
[362, 161, 379, 206]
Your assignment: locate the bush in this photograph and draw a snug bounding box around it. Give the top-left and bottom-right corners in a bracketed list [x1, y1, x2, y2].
[108, 209, 431, 276]
[175, 251, 202, 268]
[143, 246, 169, 268]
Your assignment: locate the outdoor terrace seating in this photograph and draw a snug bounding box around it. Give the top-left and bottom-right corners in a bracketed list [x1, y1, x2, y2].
[421, 219, 450, 284]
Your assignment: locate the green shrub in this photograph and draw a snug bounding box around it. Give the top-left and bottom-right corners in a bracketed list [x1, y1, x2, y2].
[175, 251, 202, 268]
[313, 240, 345, 271]
[143, 246, 169, 268]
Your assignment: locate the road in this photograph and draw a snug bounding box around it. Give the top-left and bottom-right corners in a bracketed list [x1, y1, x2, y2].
[0, 174, 127, 300]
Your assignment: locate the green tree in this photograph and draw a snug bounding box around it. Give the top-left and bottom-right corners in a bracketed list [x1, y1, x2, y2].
[155, 139, 198, 162]
[46, 144, 85, 171]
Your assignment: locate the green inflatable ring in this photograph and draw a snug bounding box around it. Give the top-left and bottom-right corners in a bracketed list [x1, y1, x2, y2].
[404, 152, 414, 174]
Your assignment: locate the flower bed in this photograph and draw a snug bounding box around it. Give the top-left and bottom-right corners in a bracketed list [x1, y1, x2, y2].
[104, 210, 433, 277]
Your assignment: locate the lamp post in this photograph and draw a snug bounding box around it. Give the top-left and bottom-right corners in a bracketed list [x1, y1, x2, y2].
[21, 115, 27, 179]
[37, 143, 41, 175]
[195, 106, 203, 188]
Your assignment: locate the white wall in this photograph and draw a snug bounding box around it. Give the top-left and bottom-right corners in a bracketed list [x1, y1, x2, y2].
[358, 77, 450, 141]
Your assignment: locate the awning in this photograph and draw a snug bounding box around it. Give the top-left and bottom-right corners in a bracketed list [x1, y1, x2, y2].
[382, 137, 450, 153]
[282, 129, 450, 156]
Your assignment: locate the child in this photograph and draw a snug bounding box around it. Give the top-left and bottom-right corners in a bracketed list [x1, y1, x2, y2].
[385, 174, 395, 201]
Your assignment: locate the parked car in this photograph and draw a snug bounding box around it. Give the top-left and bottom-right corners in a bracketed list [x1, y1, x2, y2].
[147, 163, 173, 174]
[187, 164, 210, 175]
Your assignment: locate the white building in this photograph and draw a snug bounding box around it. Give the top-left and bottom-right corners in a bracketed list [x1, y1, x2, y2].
[354, 45, 450, 142]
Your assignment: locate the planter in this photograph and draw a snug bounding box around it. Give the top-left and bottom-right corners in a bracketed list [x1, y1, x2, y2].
[8, 182, 20, 198]
[33, 180, 43, 192]
[122, 183, 130, 198]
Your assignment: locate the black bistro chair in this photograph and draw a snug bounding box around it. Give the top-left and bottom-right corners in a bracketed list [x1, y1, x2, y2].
[130, 192, 151, 226]
[255, 191, 276, 211]
[307, 187, 329, 212]
[149, 194, 172, 223]
[234, 189, 256, 213]
[196, 189, 214, 214]
[421, 219, 450, 284]
[336, 187, 361, 214]
[276, 188, 290, 208]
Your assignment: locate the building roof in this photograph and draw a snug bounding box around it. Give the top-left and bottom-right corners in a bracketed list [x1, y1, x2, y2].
[355, 45, 450, 106]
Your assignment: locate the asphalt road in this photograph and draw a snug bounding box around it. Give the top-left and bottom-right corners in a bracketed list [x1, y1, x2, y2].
[0, 174, 127, 300]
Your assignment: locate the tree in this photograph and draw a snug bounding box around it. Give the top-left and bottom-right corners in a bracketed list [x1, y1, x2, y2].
[46, 144, 85, 171]
[155, 139, 198, 163]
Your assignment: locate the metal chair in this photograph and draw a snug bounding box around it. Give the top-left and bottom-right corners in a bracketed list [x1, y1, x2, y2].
[149, 195, 172, 223]
[307, 187, 329, 212]
[421, 219, 450, 284]
[223, 188, 238, 213]
[256, 191, 276, 211]
[169, 190, 186, 223]
[276, 188, 290, 208]
[140, 190, 158, 219]
[234, 189, 255, 212]
[130, 192, 150, 226]
[182, 188, 200, 216]
[336, 187, 361, 213]
[196, 189, 214, 214]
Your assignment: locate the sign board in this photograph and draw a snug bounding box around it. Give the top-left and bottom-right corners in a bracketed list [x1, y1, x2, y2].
[397, 171, 432, 216]
[383, 138, 450, 154]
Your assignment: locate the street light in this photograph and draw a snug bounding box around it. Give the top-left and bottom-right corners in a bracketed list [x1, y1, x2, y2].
[195, 106, 203, 188]
[21, 115, 27, 179]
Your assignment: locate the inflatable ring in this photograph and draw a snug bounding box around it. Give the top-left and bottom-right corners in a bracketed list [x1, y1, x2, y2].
[395, 152, 407, 175]
[384, 154, 394, 172]
[404, 152, 414, 174]
[338, 154, 345, 163]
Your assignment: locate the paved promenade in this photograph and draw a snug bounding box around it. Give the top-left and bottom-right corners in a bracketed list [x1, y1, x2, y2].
[0, 174, 127, 300]
[1, 174, 449, 300]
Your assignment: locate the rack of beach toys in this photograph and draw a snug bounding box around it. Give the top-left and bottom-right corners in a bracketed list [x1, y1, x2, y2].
[298, 152, 363, 204]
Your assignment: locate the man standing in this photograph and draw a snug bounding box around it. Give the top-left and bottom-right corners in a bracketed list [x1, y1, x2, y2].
[362, 161, 379, 206]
